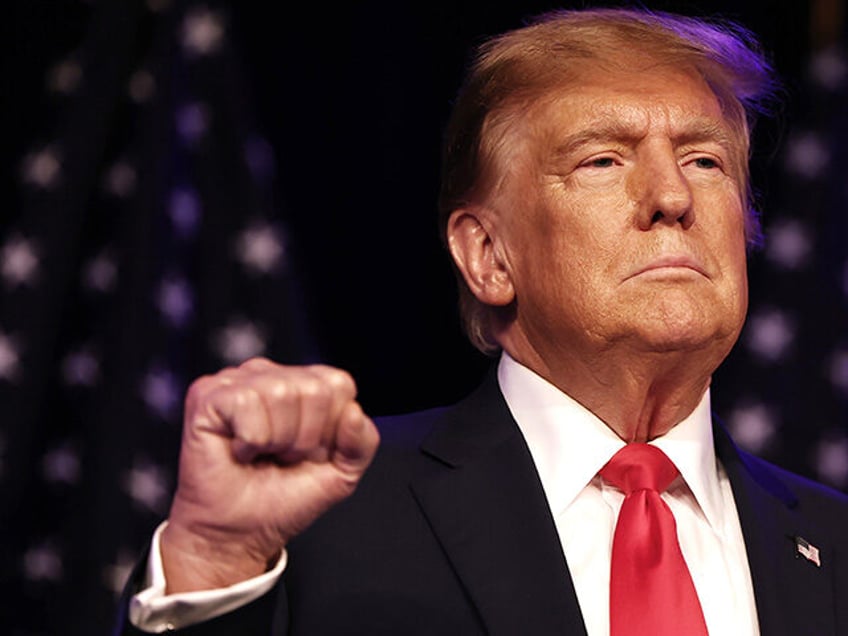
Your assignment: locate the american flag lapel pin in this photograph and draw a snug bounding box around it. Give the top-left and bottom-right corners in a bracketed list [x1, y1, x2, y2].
[794, 536, 821, 567]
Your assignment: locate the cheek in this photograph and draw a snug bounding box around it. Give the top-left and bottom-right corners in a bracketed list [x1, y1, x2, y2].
[697, 178, 746, 246]
[537, 183, 628, 245]
[718, 198, 749, 267]
[709, 195, 749, 317]
[501, 179, 632, 306]
[729, 245, 749, 315]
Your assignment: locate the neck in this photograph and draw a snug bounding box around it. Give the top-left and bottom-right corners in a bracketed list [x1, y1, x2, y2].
[501, 337, 719, 443]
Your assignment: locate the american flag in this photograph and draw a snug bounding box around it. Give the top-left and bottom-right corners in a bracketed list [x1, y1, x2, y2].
[2, 1, 315, 632]
[794, 535, 822, 567]
[711, 18, 848, 490]
[1, 1, 845, 634]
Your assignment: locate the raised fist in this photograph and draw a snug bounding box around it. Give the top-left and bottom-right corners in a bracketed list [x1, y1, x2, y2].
[159, 358, 380, 593]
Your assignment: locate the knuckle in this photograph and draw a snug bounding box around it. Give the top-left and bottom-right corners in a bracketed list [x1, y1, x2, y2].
[230, 392, 268, 443]
[310, 365, 356, 396]
[340, 399, 364, 424]
[185, 374, 219, 409]
[266, 378, 296, 404]
[239, 356, 276, 373]
[229, 385, 262, 410]
[188, 373, 217, 393]
[299, 376, 331, 403]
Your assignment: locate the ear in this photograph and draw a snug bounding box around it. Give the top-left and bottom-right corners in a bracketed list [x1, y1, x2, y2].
[446, 207, 515, 306]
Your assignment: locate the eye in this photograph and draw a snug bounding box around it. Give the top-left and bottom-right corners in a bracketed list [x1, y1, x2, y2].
[582, 156, 617, 168]
[692, 156, 719, 169]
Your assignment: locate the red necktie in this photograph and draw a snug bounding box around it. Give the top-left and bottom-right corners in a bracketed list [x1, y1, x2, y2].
[600, 443, 708, 636]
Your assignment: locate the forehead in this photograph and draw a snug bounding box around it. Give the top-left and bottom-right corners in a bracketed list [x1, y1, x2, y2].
[525, 64, 729, 144]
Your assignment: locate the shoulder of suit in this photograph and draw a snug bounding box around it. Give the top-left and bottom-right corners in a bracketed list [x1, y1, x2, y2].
[374, 406, 452, 449]
[737, 447, 848, 511]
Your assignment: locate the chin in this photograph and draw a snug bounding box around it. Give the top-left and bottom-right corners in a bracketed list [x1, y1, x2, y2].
[638, 288, 741, 337]
[626, 315, 742, 359]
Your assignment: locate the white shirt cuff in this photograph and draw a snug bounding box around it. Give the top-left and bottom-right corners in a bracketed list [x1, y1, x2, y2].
[128, 522, 287, 633]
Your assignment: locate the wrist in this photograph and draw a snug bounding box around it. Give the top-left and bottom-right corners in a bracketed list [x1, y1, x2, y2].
[160, 521, 279, 593]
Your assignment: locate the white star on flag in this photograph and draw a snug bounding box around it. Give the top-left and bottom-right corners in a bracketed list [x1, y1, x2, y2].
[181, 7, 225, 57]
[47, 58, 82, 95]
[809, 47, 847, 91]
[141, 366, 181, 420]
[42, 444, 82, 485]
[815, 436, 848, 488]
[81, 250, 119, 293]
[123, 459, 170, 514]
[168, 187, 202, 238]
[235, 222, 285, 274]
[213, 319, 267, 364]
[1, 235, 40, 287]
[0, 331, 22, 382]
[155, 276, 195, 328]
[765, 219, 812, 270]
[728, 402, 778, 454]
[23, 542, 63, 582]
[784, 131, 830, 179]
[103, 160, 137, 198]
[745, 308, 795, 362]
[21, 145, 62, 189]
[175, 101, 210, 145]
[62, 347, 101, 387]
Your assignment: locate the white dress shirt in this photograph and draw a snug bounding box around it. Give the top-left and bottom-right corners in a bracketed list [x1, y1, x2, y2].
[498, 352, 760, 635]
[132, 352, 760, 634]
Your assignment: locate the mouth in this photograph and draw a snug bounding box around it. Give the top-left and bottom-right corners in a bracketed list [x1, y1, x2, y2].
[626, 255, 709, 281]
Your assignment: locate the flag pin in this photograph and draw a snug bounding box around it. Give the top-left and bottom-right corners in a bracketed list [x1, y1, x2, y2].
[794, 536, 821, 567]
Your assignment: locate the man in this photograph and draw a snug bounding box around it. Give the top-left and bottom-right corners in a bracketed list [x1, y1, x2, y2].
[120, 8, 848, 635]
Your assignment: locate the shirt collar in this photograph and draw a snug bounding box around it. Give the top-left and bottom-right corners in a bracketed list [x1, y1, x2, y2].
[497, 352, 725, 531]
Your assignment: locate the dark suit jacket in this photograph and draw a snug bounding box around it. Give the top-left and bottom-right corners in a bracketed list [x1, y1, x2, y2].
[120, 370, 848, 635]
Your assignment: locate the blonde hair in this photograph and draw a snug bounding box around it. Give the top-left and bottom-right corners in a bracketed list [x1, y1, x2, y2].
[438, 8, 779, 354]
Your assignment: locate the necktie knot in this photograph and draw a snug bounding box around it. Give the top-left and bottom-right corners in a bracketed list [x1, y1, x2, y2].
[600, 443, 679, 495]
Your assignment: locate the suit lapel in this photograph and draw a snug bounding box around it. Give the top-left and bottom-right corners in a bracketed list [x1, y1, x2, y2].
[410, 373, 587, 636]
[715, 424, 837, 636]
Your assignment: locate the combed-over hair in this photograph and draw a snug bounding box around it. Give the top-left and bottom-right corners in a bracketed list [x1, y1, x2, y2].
[438, 8, 779, 354]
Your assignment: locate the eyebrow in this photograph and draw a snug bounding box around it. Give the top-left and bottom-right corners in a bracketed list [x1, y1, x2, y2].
[550, 116, 735, 159]
[673, 118, 735, 150]
[550, 119, 642, 159]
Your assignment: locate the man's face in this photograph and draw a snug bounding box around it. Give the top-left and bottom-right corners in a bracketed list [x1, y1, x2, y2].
[487, 63, 749, 367]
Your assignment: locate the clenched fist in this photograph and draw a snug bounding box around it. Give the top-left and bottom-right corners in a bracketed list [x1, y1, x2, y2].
[160, 358, 380, 593]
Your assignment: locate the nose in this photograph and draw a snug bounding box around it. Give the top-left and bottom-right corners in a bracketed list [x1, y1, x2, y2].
[635, 148, 694, 231]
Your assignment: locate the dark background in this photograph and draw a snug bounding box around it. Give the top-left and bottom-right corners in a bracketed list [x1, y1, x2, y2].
[2, 0, 820, 412]
[228, 0, 813, 413]
[2, 0, 846, 633]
